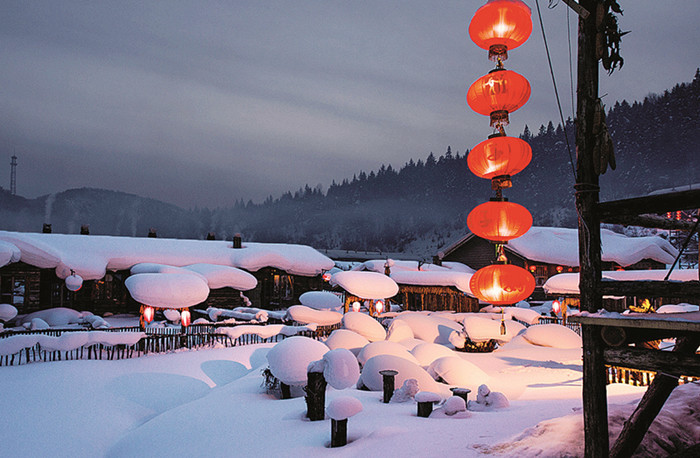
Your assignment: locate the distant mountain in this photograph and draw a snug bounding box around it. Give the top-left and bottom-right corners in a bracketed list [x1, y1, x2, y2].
[1, 70, 698, 257]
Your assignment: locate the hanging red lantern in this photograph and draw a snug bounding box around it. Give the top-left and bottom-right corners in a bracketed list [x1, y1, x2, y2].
[469, 0, 532, 61]
[467, 69, 530, 128]
[142, 306, 154, 323]
[469, 264, 535, 305]
[467, 200, 532, 242]
[180, 309, 191, 327]
[468, 134, 531, 181]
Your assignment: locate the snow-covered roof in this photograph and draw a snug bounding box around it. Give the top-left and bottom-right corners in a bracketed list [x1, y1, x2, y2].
[0, 230, 334, 280]
[543, 269, 699, 295]
[330, 271, 399, 299]
[351, 259, 475, 295]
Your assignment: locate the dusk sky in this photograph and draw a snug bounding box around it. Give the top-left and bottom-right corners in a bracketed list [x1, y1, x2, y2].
[1, 1, 698, 208]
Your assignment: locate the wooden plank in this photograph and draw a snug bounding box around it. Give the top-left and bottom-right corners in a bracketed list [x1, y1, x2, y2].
[569, 314, 700, 332]
[604, 347, 700, 377]
[599, 213, 697, 231]
[598, 189, 700, 219]
[598, 280, 700, 297]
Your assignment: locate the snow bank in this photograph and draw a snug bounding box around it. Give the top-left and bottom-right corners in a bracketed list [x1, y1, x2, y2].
[357, 341, 420, 366]
[428, 357, 490, 388]
[463, 315, 525, 343]
[266, 336, 329, 385]
[0, 303, 18, 322]
[217, 324, 317, 340]
[285, 305, 343, 326]
[298, 291, 342, 310]
[326, 396, 363, 420]
[331, 271, 399, 299]
[125, 273, 209, 308]
[342, 312, 386, 342]
[656, 303, 699, 314]
[522, 324, 582, 349]
[183, 263, 257, 290]
[324, 329, 370, 355]
[19, 307, 83, 327]
[544, 269, 699, 296]
[393, 313, 465, 348]
[410, 342, 456, 367]
[0, 331, 146, 355]
[357, 354, 443, 394]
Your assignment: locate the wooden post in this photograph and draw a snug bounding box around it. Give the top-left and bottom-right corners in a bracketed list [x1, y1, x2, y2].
[575, 1, 608, 457]
[330, 418, 347, 447]
[379, 369, 398, 403]
[305, 370, 327, 421]
[280, 382, 291, 399]
[416, 401, 434, 418]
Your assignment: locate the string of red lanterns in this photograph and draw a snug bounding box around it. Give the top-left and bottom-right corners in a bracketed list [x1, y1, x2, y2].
[466, 0, 536, 309]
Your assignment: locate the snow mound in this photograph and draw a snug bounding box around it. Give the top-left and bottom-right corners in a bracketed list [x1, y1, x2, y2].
[468, 384, 509, 411]
[391, 379, 420, 403]
[427, 357, 490, 388]
[342, 312, 386, 342]
[320, 348, 360, 390]
[29, 318, 50, 330]
[522, 324, 582, 349]
[0, 240, 20, 267]
[331, 271, 399, 299]
[326, 396, 363, 420]
[125, 273, 209, 308]
[324, 329, 370, 355]
[163, 309, 181, 322]
[357, 354, 443, 394]
[398, 338, 425, 351]
[463, 315, 525, 343]
[393, 313, 465, 348]
[415, 391, 442, 403]
[357, 341, 420, 366]
[285, 305, 342, 326]
[266, 336, 329, 386]
[20, 307, 82, 327]
[429, 396, 471, 419]
[299, 291, 342, 310]
[385, 319, 414, 342]
[183, 263, 257, 290]
[656, 303, 699, 314]
[0, 303, 18, 321]
[410, 342, 456, 367]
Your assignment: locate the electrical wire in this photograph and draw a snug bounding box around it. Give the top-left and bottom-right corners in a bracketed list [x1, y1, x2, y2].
[567, 5, 576, 119]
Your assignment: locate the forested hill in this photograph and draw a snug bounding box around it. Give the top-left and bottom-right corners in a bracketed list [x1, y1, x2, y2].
[1, 70, 699, 257]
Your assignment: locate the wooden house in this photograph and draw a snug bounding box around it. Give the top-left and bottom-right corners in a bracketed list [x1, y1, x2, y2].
[440, 226, 677, 301]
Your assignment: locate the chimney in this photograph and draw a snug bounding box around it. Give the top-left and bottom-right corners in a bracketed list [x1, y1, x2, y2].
[80, 224, 90, 235]
[42, 223, 52, 233]
[206, 232, 216, 240]
[233, 233, 242, 248]
[148, 228, 157, 238]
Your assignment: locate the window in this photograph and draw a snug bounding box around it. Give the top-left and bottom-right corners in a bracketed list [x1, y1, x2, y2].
[1, 275, 26, 306]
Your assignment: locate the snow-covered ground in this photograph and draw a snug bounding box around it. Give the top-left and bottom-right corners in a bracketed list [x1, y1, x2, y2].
[6, 332, 694, 457]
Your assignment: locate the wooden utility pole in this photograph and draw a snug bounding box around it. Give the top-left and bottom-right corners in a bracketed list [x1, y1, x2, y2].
[574, 1, 608, 456]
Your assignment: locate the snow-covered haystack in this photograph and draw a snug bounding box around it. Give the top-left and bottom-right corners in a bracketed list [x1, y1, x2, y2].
[0, 303, 18, 322]
[312, 348, 360, 390]
[182, 263, 257, 290]
[468, 384, 509, 411]
[427, 357, 490, 388]
[393, 313, 465, 348]
[266, 336, 329, 386]
[342, 312, 386, 342]
[656, 303, 699, 314]
[385, 319, 414, 342]
[299, 291, 342, 310]
[19, 307, 82, 327]
[463, 315, 525, 343]
[357, 341, 420, 366]
[480, 305, 543, 325]
[522, 324, 582, 349]
[324, 329, 370, 355]
[410, 342, 456, 367]
[429, 396, 470, 419]
[357, 354, 443, 394]
[125, 273, 209, 308]
[285, 305, 343, 326]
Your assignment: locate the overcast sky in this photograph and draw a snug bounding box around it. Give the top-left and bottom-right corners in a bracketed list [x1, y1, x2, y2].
[1, 1, 698, 208]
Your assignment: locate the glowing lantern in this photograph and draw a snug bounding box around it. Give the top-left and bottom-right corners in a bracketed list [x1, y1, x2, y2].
[556, 265, 564, 273]
[469, 264, 535, 305]
[529, 265, 536, 272]
[551, 299, 561, 315]
[322, 272, 332, 282]
[469, 0, 532, 61]
[468, 134, 531, 182]
[467, 200, 532, 242]
[467, 69, 530, 127]
[181, 309, 191, 327]
[65, 273, 83, 292]
[143, 306, 155, 323]
[375, 300, 384, 315]
[352, 301, 361, 312]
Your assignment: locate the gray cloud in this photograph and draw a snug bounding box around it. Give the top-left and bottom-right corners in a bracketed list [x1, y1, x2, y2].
[1, 1, 698, 208]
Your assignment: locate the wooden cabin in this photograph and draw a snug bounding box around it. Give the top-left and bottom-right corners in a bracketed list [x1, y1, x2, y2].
[395, 284, 479, 313]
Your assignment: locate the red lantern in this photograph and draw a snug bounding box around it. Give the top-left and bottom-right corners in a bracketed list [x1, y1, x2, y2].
[556, 265, 564, 273]
[551, 299, 561, 314]
[375, 300, 384, 315]
[143, 306, 154, 323]
[469, 0, 532, 61]
[470, 264, 535, 305]
[181, 309, 191, 327]
[467, 200, 532, 242]
[467, 69, 530, 127]
[468, 135, 531, 180]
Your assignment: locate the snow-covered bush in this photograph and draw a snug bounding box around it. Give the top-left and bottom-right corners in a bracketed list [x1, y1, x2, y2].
[468, 384, 509, 411]
[391, 379, 420, 403]
[342, 312, 386, 342]
[357, 341, 420, 366]
[522, 324, 582, 349]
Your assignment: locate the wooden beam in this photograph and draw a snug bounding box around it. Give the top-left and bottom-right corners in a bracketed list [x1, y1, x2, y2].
[604, 347, 700, 376]
[599, 213, 697, 231]
[569, 314, 700, 332]
[562, 0, 590, 18]
[609, 336, 700, 457]
[598, 189, 700, 219]
[599, 280, 700, 297]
